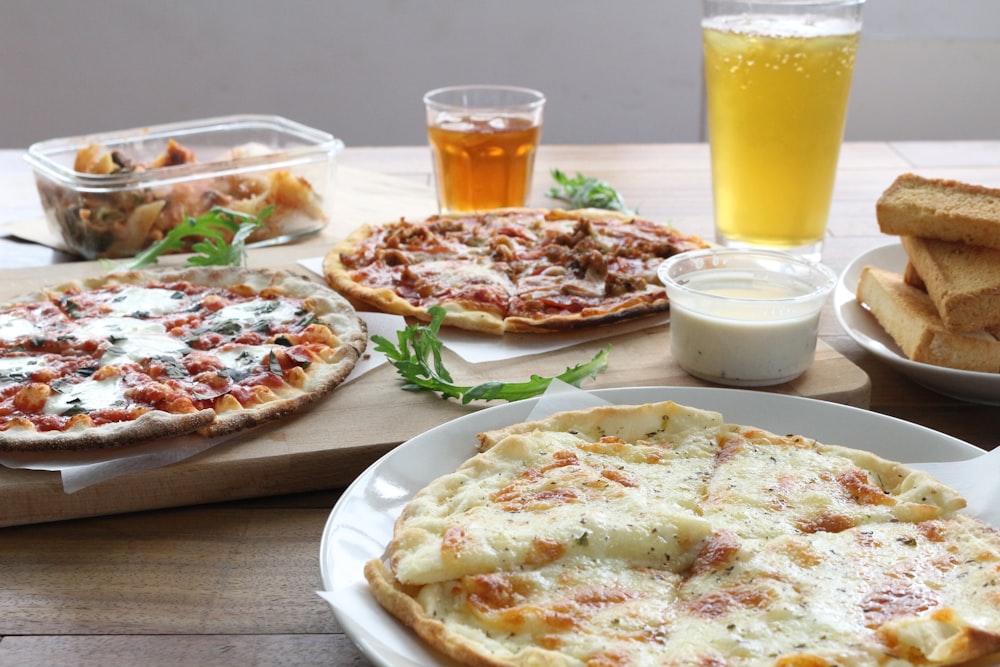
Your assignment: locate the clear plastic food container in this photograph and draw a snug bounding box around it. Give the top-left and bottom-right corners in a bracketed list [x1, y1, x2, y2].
[658, 248, 837, 387]
[24, 114, 344, 260]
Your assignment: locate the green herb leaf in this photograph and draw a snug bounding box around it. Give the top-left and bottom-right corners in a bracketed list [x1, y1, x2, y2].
[371, 306, 611, 404]
[109, 206, 272, 271]
[547, 169, 634, 214]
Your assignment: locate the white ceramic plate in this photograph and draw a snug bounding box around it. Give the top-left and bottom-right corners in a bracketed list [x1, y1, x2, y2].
[318, 386, 981, 667]
[835, 243, 1000, 405]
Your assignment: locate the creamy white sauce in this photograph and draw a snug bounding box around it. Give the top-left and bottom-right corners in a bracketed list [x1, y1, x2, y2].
[668, 271, 824, 386]
[670, 304, 820, 386]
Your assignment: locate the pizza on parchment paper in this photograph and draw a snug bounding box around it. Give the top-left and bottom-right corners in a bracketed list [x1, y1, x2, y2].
[365, 400, 1000, 667]
[0, 266, 367, 451]
[323, 208, 711, 334]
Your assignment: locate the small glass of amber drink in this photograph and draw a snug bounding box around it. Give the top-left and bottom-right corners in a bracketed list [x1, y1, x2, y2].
[423, 85, 545, 212]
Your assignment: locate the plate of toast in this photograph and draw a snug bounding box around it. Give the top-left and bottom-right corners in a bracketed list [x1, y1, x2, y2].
[835, 174, 1000, 405]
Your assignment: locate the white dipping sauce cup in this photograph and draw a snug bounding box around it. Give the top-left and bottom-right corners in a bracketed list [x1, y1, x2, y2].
[658, 248, 837, 387]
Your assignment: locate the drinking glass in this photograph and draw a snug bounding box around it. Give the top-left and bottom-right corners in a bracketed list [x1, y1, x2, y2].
[423, 85, 545, 212]
[702, 0, 864, 260]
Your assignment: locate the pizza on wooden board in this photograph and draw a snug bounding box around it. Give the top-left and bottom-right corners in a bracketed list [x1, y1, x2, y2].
[322, 208, 711, 334]
[366, 401, 1000, 667]
[0, 266, 367, 451]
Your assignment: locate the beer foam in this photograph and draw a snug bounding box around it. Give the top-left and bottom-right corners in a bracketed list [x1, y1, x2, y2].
[703, 14, 861, 39]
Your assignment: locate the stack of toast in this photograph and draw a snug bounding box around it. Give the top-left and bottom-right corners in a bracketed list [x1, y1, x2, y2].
[856, 173, 1000, 373]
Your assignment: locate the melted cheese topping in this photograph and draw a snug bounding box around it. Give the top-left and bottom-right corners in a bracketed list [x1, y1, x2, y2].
[372, 401, 1000, 667]
[100, 333, 192, 367]
[702, 432, 945, 538]
[74, 316, 167, 339]
[0, 313, 41, 341]
[44, 376, 127, 415]
[0, 356, 48, 389]
[214, 344, 279, 378]
[210, 299, 302, 327]
[91, 286, 189, 317]
[391, 429, 715, 585]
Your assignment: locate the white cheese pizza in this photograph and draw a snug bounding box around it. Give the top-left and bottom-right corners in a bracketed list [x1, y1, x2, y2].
[366, 401, 1000, 667]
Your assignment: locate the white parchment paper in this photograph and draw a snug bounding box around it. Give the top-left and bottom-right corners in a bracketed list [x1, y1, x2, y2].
[909, 452, 1000, 526]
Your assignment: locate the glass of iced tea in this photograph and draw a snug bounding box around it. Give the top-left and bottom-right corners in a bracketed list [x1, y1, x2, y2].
[702, 0, 864, 260]
[424, 85, 545, 212]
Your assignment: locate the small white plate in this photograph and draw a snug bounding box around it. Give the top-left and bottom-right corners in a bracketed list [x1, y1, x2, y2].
[318, 386, 981, 667]
[835, 242, 1000, 405]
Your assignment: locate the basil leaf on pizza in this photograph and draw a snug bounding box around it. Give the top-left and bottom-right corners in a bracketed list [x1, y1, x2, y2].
[0, 266, 367, 451]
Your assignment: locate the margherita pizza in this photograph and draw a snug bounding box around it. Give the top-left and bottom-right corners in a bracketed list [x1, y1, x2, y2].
[0, 266, 367, 451]
[366, 401, 1000, 667]
[323, 208, 711, 334]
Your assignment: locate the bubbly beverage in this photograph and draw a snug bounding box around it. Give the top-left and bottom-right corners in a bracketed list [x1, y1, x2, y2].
[428, 116, 541, 212]
[703, 14, 860, 253]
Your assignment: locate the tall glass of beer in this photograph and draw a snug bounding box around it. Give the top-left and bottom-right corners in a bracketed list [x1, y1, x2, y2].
[424, 85, 545, 212]
[702, 0, 864, 260]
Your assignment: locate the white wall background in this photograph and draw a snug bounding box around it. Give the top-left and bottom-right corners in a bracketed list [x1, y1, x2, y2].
[1, 0, 998, 149]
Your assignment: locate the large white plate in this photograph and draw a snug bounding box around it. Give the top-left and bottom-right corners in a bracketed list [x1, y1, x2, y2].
[318, 386, 981, 667]
[835, 242, 1000, 405]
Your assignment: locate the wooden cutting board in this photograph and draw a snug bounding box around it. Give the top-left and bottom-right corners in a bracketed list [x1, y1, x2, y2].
[0, 169, 870, 527]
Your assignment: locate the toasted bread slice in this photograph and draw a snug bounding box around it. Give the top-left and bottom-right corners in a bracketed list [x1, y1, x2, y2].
[856, 265, 1000, 373]
[900, 235, 1000, 332]
[876, 173, 1000, 249]
[902, 261, 925, 290]
[904, 258, 1000, 339]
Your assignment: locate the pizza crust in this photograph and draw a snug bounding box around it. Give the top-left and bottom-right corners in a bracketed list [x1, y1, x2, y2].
[475, 399, 726, 451]
[0, 408, 217, 452]
[364, 558, 541, 667]
[322, 222, 421, 313]
[501, 294, 669, 333]
[883, 611, 1000, 665]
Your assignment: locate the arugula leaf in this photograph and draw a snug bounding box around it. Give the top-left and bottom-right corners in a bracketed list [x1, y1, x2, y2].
[547, 169, 634, 214]
[111, 206, 271, 271]
[371, 306, 611, 404]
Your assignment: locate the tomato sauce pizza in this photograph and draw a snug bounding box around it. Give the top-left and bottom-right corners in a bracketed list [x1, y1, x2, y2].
[0, 266, 367, 451]
[323, 208, 711, 334]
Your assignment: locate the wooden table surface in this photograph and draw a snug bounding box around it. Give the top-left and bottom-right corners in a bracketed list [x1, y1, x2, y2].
[1, 142, 999, 666]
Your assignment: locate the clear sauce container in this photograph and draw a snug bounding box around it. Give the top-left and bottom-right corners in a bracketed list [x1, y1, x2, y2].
[658, 248, 837, 386]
